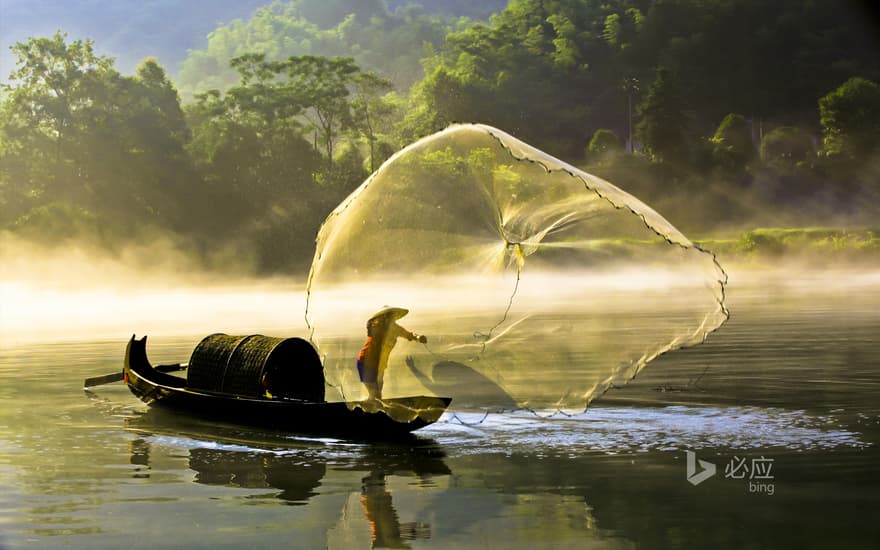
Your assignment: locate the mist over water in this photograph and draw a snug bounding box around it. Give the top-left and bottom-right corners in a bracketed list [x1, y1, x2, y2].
[0, 233, 309, 346]
[0, 279, 306, 345]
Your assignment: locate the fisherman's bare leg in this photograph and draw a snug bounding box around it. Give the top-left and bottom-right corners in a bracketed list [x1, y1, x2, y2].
[375, 370, 385, 399]
[365, 382, 380, 400]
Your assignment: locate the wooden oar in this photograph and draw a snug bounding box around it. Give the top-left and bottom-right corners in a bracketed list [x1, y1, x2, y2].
[83, 363, 188, 388]
[83, 371, 125, 387]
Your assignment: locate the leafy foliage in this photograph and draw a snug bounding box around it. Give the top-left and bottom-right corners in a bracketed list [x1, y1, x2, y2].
[176, 0, 461, 99]
[0, 33, 199, 237]
[0, 33, 386, 272]
[406, 0, 879, 159]
[819, 77, 880, 160]
[711, 113, 755, 170]
[182, 51, 390, 269]
[759, 127, 815, 171]
[2, 1, 879, 274]
[586, 129, 621, 159]
[635, 67, 688, 163]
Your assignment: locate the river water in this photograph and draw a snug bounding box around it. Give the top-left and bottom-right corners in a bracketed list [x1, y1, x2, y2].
[1, 270, 878, 549]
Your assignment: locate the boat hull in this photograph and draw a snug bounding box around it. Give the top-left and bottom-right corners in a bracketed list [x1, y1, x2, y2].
[123, 335, 451, 439]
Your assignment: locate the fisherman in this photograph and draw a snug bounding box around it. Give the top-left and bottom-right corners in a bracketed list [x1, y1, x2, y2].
[357, 307, 427, 399]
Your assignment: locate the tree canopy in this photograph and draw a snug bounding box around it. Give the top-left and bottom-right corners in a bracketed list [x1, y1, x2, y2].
[175, 0, 467, 100]
[0, 33, 197, 236]
[820, 77, 880, 160]
[2, 1, 879, 274]
[404, 0, 879, 158]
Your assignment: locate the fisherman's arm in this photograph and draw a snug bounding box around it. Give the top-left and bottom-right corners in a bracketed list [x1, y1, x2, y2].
[399, 325, 427, 343]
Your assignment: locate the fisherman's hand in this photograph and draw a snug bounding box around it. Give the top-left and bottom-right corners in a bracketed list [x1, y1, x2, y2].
[418, 334, 428, 344]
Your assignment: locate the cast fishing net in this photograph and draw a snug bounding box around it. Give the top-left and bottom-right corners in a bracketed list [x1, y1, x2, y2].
[305, 124, 728, 419]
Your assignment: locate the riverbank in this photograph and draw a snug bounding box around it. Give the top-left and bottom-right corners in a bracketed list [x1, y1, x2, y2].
[698, 227, 880, 266]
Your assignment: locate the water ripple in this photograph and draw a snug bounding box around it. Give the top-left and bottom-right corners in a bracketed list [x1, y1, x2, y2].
[425, 405, 870, 455]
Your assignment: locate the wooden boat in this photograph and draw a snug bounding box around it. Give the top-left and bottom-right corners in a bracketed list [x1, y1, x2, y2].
[116, 335, 451, 439]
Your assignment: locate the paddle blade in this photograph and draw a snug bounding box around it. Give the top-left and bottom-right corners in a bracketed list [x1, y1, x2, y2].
[83, 371, 124, 388]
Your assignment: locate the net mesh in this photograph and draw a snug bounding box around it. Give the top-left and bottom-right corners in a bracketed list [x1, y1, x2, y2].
[305, 124, 728, 416]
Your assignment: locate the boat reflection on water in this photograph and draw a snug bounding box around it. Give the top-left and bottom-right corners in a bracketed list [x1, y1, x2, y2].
[187, 447, 327, 504]
[124, 408, 451, 548]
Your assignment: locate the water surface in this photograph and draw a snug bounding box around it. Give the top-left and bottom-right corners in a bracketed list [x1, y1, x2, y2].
[1, 272, 878, 549]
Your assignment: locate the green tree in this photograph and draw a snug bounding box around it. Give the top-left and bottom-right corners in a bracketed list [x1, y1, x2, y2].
[350, 72, 395, 172]
[635, 67, 688, 163]
[586, 128, 621, 159]
[602, 8, 642, 49]
[186, 55, 322, 210]
[759, 126, 815, 173]
[1, 32, 116, 207]
[116, 58, 199, 227]
[326, 145, 368, 195]
[0, 33, 197, 236]
[176, 0, 455, 99]
[819, 77, 880, 160]
[710, 113, 754, 169]
[184, 51, 383, 267]
[404, 0, 617, 157]
[284, 55, 361, 168]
